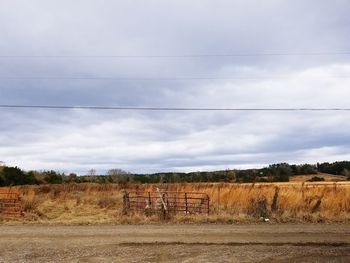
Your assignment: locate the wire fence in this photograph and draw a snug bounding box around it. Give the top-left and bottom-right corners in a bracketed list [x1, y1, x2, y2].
[123, 189, 210, 216]
[0, 189, 22, 218]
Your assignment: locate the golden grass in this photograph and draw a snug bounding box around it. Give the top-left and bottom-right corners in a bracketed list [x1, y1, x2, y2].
[290, 173, 347, 182]
[0, 182, 349, 224]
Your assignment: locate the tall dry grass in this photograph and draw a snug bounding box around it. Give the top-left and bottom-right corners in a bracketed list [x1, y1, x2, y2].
[1, 182, 349, 224]
[138, 182, 350, 222]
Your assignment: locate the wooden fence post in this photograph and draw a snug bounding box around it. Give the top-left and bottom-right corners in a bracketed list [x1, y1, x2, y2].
[148, 192, 151, 206]
[207, 196, 210, 215]
[122, 190, 130, 215]
[217, 185, 221, 213]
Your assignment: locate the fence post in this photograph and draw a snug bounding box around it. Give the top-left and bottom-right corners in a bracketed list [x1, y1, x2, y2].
[217, 185, 221, 213]
[122, 190, 130, 215]
[145, 192, 152, 216]
[156, 188, 168, 220]
[148, 192, 151, 206]
[207, 196, 210, 215]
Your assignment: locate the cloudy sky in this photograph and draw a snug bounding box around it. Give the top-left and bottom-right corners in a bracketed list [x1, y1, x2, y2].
[1, 0, 350, 174]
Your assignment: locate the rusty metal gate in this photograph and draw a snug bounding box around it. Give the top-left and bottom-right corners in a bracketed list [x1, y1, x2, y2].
[0, 189, 22, 218]
[123, 189, 210, 215]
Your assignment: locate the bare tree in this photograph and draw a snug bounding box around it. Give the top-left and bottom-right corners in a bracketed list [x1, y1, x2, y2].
[87, 169, 96, 176]
[107, 169, 131, 184]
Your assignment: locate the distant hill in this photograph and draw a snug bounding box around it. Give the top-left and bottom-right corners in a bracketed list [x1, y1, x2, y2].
[290, 173, 347, 182]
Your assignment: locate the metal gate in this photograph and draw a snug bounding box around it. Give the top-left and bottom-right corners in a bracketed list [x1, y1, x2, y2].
[123, 189, 210, 215]
[0, 189, 22, 218]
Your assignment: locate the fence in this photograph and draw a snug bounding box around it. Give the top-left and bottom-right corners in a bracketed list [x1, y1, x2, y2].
[123, 189, 210, 216]
[0, 189, 22, 218]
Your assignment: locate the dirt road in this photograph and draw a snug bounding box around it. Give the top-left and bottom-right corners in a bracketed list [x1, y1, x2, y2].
[0, 224, 349, 262]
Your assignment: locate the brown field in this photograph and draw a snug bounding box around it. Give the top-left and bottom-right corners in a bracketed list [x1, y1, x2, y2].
[290, 173, 348, 182]
[1, 181, 349, 224]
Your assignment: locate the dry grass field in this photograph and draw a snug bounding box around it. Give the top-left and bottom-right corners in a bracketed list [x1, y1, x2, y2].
[1, 181, 349, 224]
[289, 173, 348, 182]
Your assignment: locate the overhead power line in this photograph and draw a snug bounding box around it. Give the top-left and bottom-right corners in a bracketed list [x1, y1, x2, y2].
[0, 52, 350, 58]
[0, 105, 350, 111]
[1, 76, 350, 80]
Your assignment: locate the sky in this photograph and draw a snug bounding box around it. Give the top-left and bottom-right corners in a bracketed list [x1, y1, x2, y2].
[1, 0, 350, 174]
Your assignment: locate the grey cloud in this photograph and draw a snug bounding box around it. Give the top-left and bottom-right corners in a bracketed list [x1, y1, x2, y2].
[0, 1, 350, 173]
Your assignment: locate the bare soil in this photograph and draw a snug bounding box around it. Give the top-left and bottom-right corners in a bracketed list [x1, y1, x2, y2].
[0, 224, 349, 262]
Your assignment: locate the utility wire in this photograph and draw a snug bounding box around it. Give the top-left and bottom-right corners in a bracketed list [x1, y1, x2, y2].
[1, 52, 350, 58]
[0, 105, 350, 111]
[0, 76, 349, 80]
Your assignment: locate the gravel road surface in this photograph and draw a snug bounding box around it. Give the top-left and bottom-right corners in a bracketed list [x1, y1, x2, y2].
[0, 224, 349, 262]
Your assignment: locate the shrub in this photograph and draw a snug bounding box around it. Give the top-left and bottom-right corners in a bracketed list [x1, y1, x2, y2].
[307, 176, 325, 182]
[0, 166, 37, 186]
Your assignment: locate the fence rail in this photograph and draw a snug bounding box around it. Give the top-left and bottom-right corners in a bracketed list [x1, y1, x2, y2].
[0, 189, 22, 218]
[123, 189, 210, 216]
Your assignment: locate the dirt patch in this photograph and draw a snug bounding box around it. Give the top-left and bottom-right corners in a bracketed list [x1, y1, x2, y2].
[0, 224, 349, 262]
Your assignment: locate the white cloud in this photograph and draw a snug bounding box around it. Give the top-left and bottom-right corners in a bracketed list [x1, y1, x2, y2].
[0, 1, 350, 173]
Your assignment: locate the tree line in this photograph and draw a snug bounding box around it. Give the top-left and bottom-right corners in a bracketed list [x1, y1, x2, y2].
[1, 161, 350, 187]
